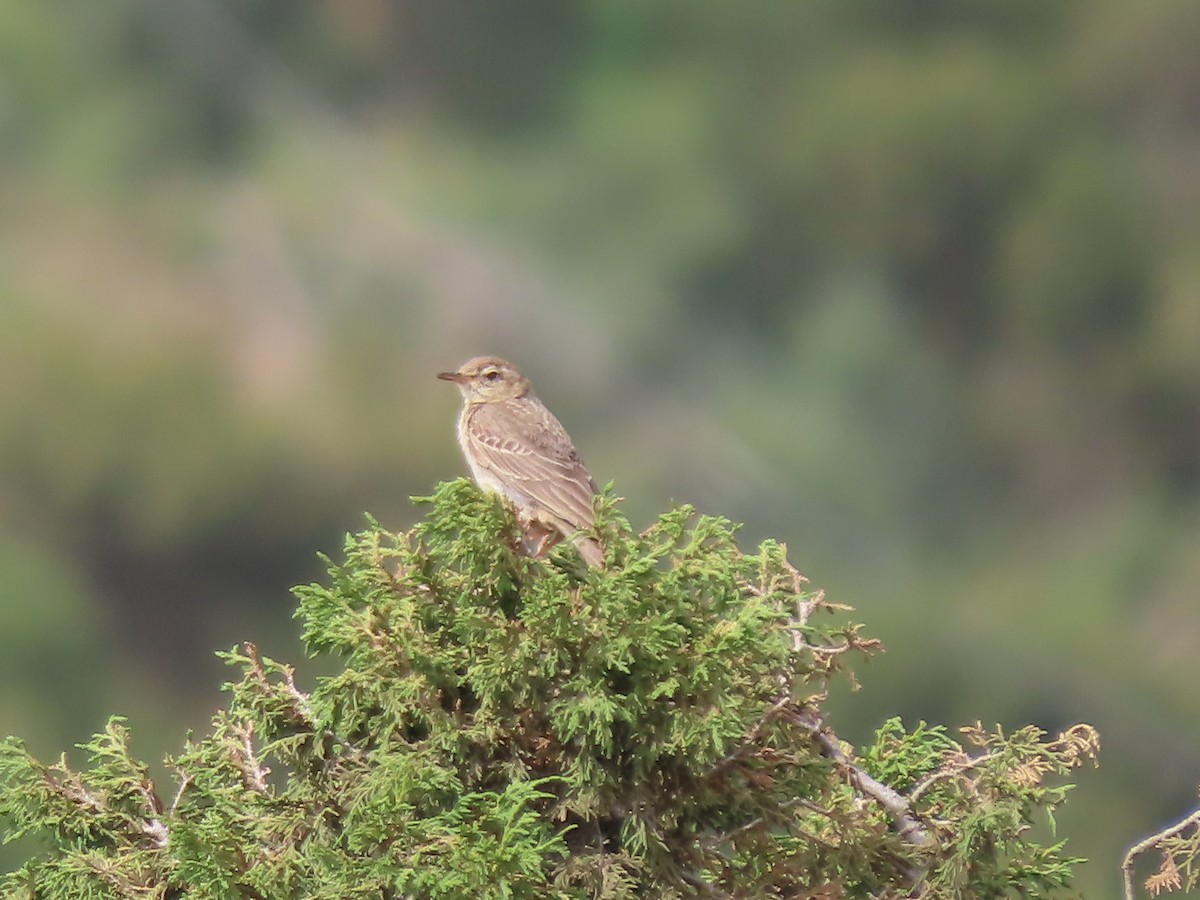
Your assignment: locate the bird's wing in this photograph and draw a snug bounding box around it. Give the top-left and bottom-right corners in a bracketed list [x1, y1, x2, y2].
[465, 398, 598, 530]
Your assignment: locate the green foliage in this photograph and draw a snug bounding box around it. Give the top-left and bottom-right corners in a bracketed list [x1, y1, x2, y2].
[864, 719, 1100, 897]
[0, 482, 1098, 897]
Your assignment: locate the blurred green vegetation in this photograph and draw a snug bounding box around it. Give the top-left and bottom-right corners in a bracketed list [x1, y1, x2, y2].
[1, 1, 1198, 894]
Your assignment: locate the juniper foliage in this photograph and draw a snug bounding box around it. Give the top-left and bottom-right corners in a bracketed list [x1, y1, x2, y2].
[0, 480, 1098, 898]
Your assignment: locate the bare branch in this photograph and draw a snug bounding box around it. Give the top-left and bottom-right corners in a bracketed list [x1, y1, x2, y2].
[791, 707, 931, 849]
[230, 721, 270, 794]
[910, 749, 994, 802]
[281, 662, 315, 724]
[705, 695, 793, 779]
[169, 770, 193, 815]
[1123, 801, 1200, 900]
[137, 778, 169, 849]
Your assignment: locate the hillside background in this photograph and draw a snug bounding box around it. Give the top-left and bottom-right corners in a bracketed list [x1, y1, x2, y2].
[2, 3, 1198, 895]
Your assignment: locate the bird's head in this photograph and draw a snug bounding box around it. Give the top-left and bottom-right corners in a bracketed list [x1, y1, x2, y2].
[438, 356, 532, 403]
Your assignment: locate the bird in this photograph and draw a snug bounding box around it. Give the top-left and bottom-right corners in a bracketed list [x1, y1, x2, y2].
[438, 356, 604, 567]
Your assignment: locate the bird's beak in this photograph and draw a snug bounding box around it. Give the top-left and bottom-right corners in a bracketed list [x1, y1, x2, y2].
[437, 370, 466, 383]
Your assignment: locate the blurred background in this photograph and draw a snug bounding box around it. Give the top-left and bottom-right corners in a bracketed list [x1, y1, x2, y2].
[1, 1, 1198, 894]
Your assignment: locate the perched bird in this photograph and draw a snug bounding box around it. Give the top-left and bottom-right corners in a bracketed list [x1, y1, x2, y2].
[438, 356, 604, 567]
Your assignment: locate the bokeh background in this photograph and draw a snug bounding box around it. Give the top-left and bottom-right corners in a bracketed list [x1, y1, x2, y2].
[2, 2, 1199, 894]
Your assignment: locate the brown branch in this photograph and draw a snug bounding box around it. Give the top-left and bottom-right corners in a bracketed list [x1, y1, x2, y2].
[48, 769, 170, 850]
[52, 772, 107, 816]
[230, 721, 270, 794]
[241, 642, 364, 762]
[709, 796, 840, 851]
[1122, 802, 1200, 900]
[137, 778, 169, 849]
[791, 708, 931, 849]
[705, 695, 793, 779]
[679, 869, 733, 898]
[909, 749, 995, 802]
[169, 770, 193, 814]
[281, 662, 315, 723]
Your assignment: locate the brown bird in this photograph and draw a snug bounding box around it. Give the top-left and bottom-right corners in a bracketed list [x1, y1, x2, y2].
[438, 356, 604, 567]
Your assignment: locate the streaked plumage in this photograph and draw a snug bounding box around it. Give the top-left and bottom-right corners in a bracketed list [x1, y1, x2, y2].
[438, 356, 603, 567]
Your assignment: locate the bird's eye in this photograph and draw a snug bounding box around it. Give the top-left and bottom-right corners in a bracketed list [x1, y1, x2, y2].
[484, 370, 499, 381]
